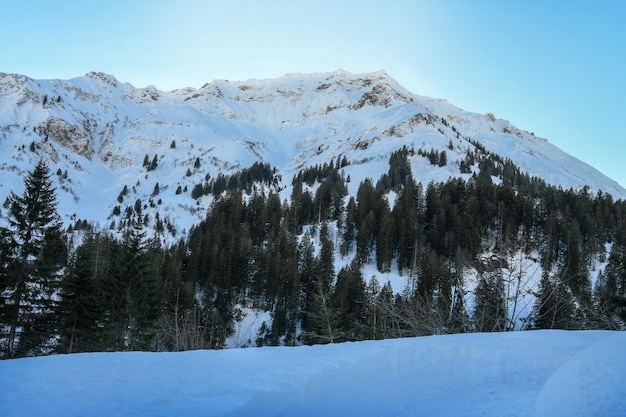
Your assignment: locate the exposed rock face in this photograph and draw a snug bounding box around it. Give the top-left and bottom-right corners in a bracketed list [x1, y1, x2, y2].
[39, 117, 93, 159]
[0, 69, 624, 234]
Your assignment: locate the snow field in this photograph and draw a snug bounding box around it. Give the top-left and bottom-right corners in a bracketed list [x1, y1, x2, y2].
[1, 330, 623, 417]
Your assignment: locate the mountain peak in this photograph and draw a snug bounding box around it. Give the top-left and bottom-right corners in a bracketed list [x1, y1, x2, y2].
[84, 71, 121, 88]
[0, 70, 624, 236]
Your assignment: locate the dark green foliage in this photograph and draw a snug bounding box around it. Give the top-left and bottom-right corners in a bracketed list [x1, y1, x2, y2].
[376, 201, 395, 272]
[594, 241, 626, 326]
[340, 197, 357, 257]
[417, 147, 447, 166]
[474, 273, 507, 332]
[297, 233, 317, 329]
[303, 277, 344, 344]
[295, 162, 338, 187]
[532, 271, 576, 329]
[191, 183, 206, 199]
[56, 234, 104, 353]
[392, 177, 423, 271]
[191, 162, 280, 200]
[438, 150, 447, 167]
[156, 243, 209, 351]
[92, 228, 163, 351]
[354, 179, 380, 263]
[332, 262, 366, 341]
[387, 146, 412, 190]
[2, 145, 625, 357]
[318, 223, 335, 291]
[145, 154, 158, 171]
[313, 169, 347, 222]
[0, 161, 66, 358]
[267, 229, 300, 346]
[117, 185, 129, 203]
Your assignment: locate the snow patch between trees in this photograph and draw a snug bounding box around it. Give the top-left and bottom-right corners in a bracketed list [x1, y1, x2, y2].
[226, 306, 272, 348]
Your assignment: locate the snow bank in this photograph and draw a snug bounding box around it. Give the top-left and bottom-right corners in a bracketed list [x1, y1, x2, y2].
[0, 330, 623, 417]
[534, 331, 626, 417]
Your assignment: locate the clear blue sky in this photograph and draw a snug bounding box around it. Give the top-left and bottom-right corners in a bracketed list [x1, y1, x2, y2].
[3, 0, 625, 189]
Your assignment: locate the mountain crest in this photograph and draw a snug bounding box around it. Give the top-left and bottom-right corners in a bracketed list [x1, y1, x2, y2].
[0, 70, 624, 234]
[85, 71, 120, 87]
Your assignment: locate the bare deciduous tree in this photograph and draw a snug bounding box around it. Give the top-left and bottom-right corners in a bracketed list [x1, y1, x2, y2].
[155, 291, 221, 351]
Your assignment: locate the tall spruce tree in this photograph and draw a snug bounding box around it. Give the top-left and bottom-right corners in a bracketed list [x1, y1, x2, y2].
[304, 277, 344, 344]
[318, 222, 335, 291]
[0, 160, 66, 358]
[332, 261, 366, 341]
[110, 225, 162, 351]
[298, 232, 317, 332]
[56, 234, 102, 353]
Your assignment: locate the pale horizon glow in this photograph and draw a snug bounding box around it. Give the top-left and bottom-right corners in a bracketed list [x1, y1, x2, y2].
[3, 0, 626, 188]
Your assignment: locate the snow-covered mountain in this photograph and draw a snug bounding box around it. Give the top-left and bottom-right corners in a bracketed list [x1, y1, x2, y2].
[1, 69, 624, 236]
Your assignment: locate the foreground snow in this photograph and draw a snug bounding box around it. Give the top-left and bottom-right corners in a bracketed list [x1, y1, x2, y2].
[1, 330, 624, 417]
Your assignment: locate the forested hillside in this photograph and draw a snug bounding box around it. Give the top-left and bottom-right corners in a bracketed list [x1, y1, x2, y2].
[2, 147, 625, 358]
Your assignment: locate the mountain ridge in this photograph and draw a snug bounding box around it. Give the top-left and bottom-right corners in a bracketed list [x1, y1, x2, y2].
[1, 69, 624, 237]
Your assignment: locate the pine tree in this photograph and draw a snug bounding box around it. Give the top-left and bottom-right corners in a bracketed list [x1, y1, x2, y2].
[155, 243, 207, 352]
[113, 226, 162, 350]
[594, 243, 626, 325]
[133, 235, 165, 349]
[532, 271, 575, 329]
[376, 202, 395, 273]
[148, 154, 158, 171]
[298, 232, 317, 332]
[340, 197, 357, 256]
[355, 179, 378, 263]
[473, 272, 507, 332]
[0, 161, 66, 358]
[56, 235, 102, 353]
[303, 278, 344, 344]
[438, 150, 447, 167]
[361, 276, 381, 340]
[375, 281, 395, 338]
[332, 262, 366, 341]
[318, 222, 335, 291]
[393, 176, 422, 272]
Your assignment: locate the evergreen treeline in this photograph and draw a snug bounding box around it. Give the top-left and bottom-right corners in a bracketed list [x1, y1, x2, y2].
[1, 152, 626, 359]
[191, 161, 279, 199]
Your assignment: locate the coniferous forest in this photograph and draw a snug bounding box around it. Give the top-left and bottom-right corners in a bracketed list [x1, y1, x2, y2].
[1, 148, 626, 359]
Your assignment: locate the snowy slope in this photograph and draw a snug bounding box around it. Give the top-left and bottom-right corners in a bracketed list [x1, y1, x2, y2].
[1, 70, 624, 237]
[1, 330, 624, 417]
